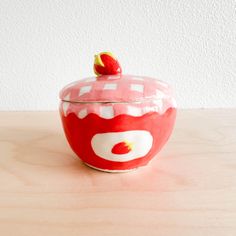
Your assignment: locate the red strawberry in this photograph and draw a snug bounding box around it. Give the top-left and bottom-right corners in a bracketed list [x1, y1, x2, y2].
[94, 52, 122, 76]
[111, 141, 133, 155]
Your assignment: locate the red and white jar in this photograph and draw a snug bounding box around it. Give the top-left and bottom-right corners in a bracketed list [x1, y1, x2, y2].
[59, 52, 176, 172]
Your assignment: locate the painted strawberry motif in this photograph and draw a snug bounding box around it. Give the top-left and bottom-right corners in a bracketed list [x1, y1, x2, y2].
[111, 141, 133, 155]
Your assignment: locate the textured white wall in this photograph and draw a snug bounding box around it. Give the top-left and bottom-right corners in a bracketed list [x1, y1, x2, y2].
[0, 0, 236, 110]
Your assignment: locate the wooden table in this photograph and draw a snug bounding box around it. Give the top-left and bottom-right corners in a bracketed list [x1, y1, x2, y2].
[0, 110, 235, 236]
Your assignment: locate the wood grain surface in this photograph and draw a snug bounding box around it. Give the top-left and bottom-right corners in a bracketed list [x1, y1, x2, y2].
[0, 110, 235, 236]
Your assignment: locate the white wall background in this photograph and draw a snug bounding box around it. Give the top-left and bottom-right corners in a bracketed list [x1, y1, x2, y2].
[0, 0, 236, 110]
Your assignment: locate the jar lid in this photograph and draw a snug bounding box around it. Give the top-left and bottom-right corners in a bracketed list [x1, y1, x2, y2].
[59, 52, 173, 103]
[60, 74, 172, 103]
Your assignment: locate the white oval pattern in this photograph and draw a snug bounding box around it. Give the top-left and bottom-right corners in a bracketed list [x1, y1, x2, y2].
[91, 130, 153, 162]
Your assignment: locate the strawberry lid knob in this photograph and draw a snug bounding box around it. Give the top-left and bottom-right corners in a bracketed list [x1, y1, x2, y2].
[94, 52, 122, 76]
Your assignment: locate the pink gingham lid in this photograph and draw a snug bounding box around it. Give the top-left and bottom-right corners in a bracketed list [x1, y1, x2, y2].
[59, 74, 173, 103]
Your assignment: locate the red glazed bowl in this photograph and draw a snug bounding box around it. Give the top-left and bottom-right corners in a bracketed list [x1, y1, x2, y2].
[59, 74, 176, 172]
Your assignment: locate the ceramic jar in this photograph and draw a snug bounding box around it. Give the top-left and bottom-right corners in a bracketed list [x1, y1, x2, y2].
[59, 52, 176, 172]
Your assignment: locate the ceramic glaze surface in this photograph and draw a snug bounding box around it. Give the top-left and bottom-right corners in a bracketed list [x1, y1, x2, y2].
[59, 74, 173, 103]
[60, 106, 176, 171]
